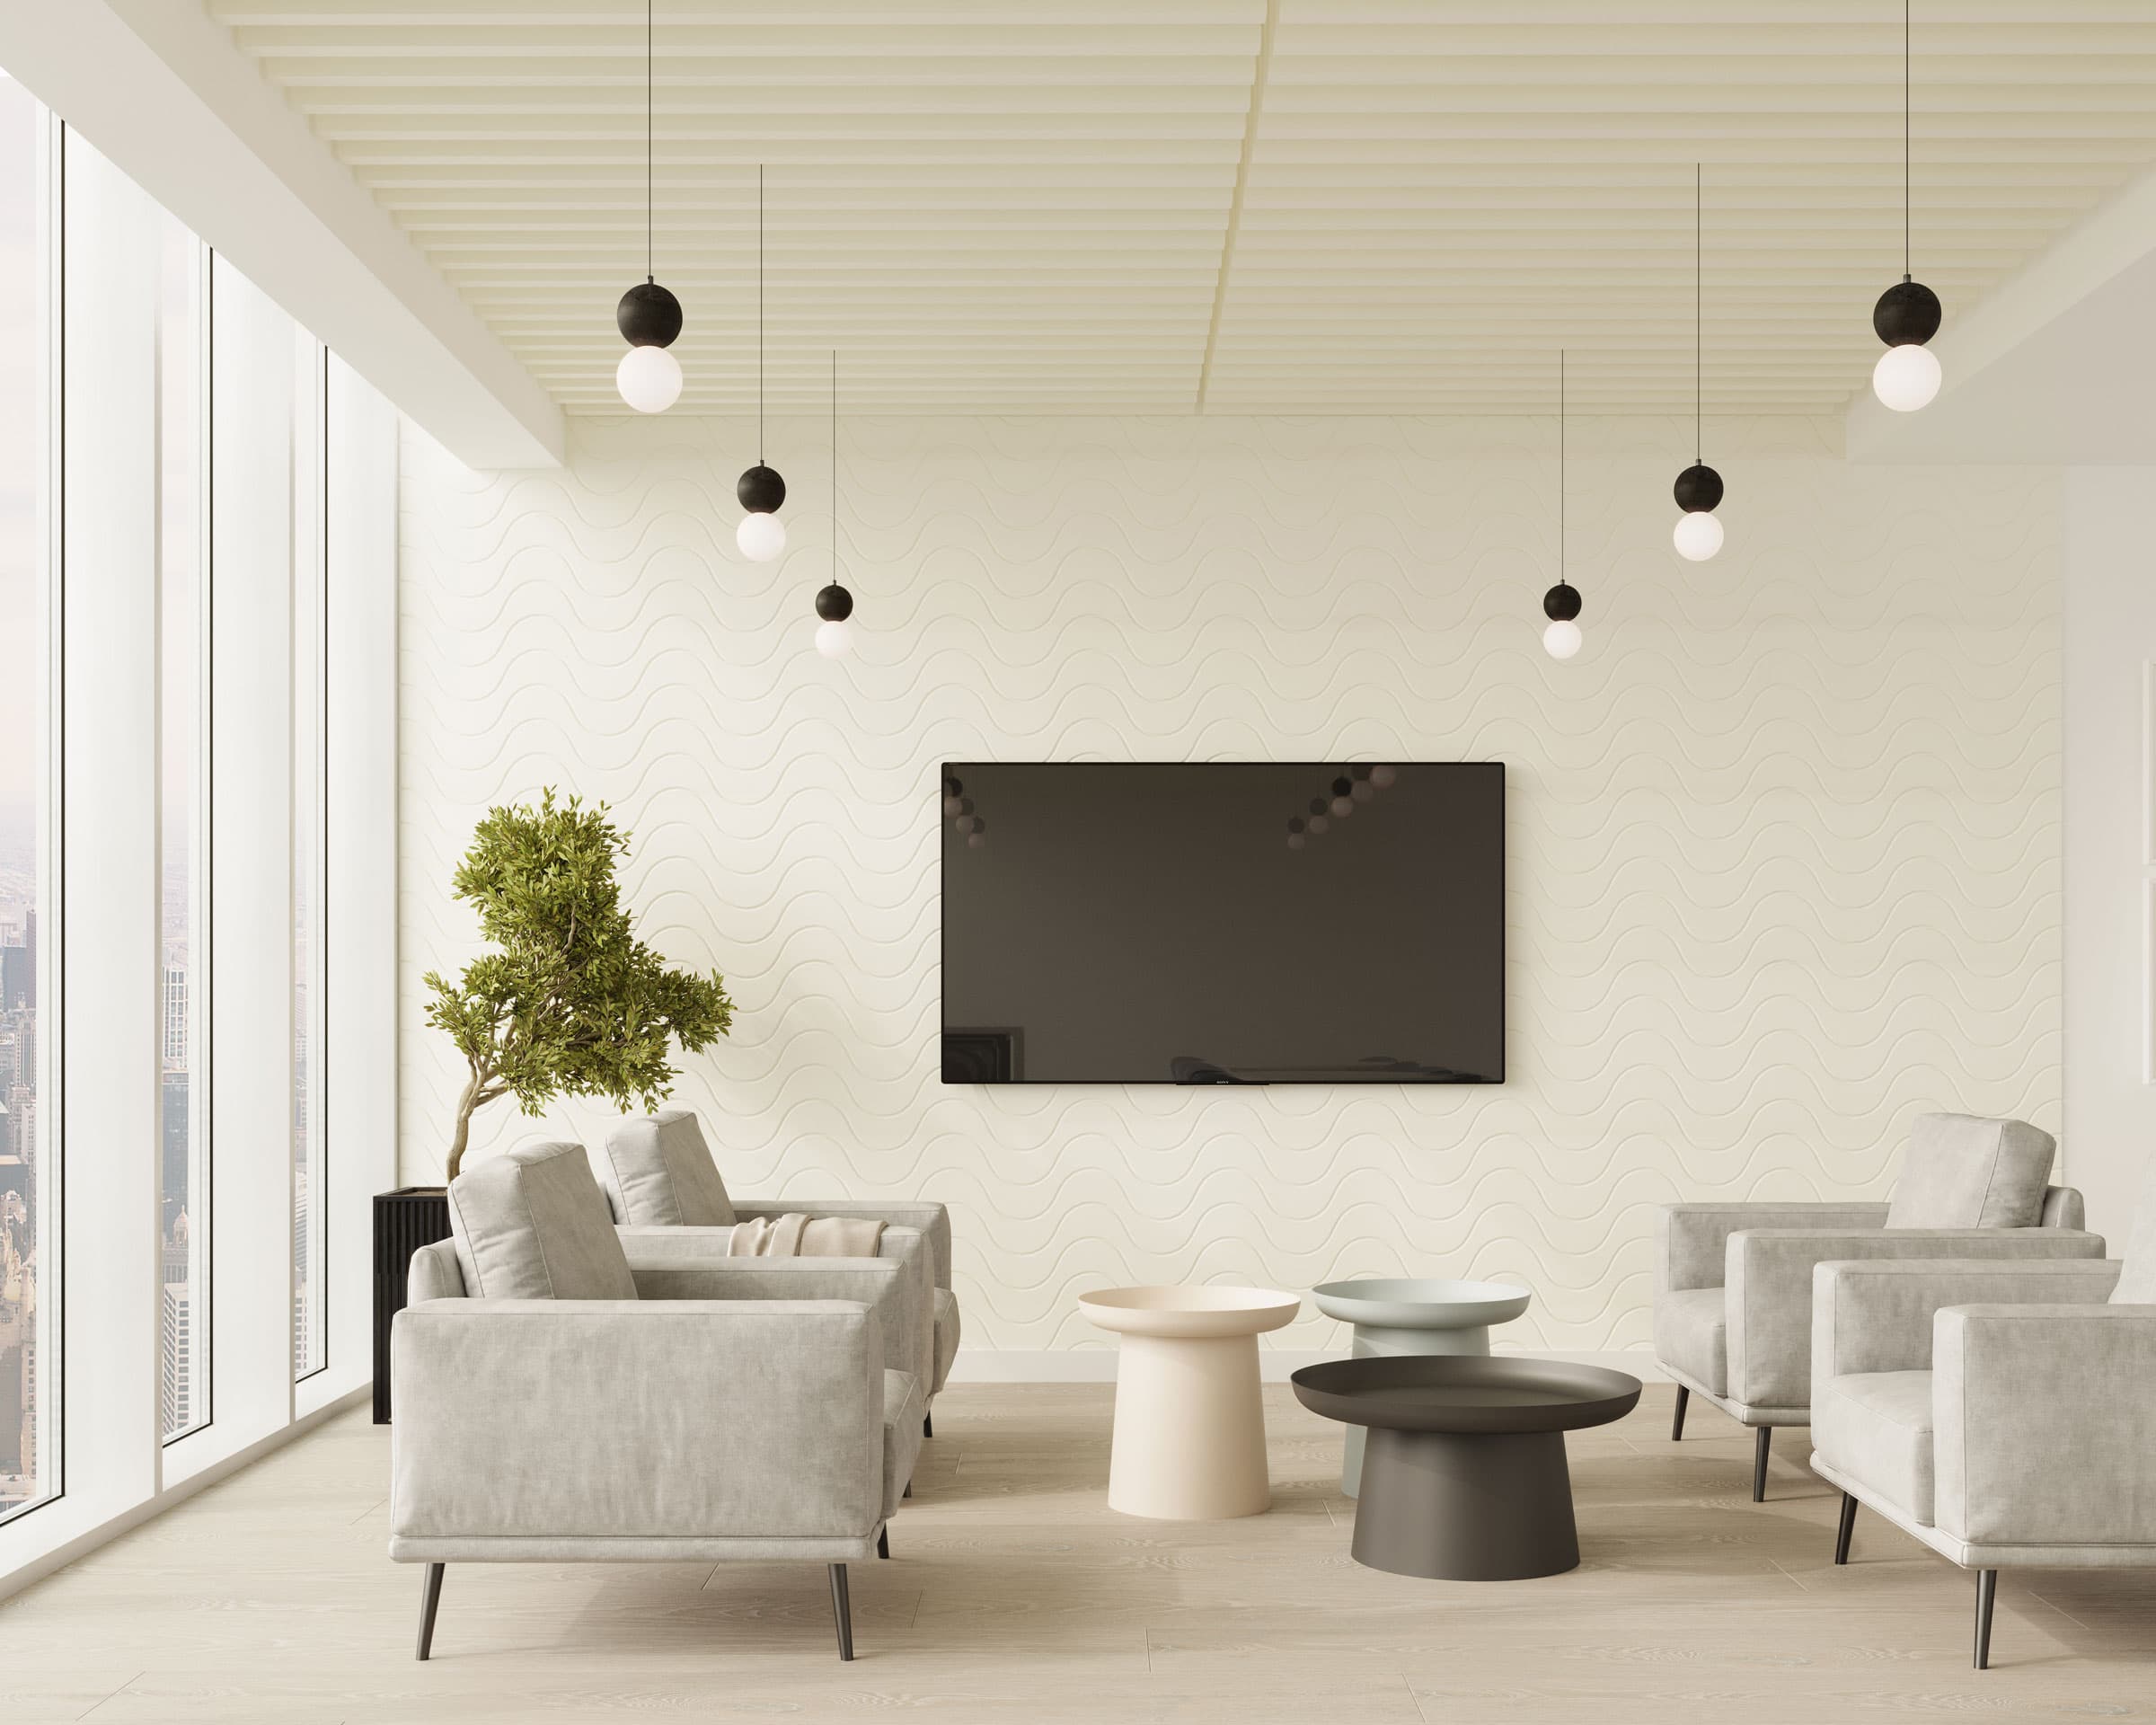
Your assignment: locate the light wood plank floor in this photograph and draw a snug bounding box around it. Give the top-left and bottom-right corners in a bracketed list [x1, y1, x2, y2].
[4, 1381, 2151, 1722]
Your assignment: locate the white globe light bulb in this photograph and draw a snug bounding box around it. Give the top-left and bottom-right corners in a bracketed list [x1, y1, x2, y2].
[1542, 618, 1583, 660]
[1872, 342, 1942, 412]
[737, 511, 787, 562]
[615, 344, 683, 413]
[1673, 509, 1725, 562]
[1308, 814, 1330, 835]
[815, 617, 853, 658]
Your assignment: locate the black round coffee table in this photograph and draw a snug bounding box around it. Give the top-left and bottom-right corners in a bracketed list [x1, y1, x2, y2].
[1291, 1355, 1641, 1580]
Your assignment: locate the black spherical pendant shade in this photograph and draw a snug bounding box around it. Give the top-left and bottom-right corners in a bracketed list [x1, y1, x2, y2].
[1672, 463, 1724, 514]
[815, 582, 854, 624]
[1542, 581, 1582, 624]
[738, 464, 787, 514]
[616, 279, 683, 349]
[1872, 279, 1942, 348]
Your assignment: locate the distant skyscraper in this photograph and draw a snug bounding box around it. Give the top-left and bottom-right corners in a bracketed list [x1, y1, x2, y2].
[162, 961, 188, 1068]
[161, 1280, 191, 1438]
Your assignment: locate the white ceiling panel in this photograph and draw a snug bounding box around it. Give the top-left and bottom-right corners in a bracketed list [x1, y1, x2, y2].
[208, 0, 2156, 415]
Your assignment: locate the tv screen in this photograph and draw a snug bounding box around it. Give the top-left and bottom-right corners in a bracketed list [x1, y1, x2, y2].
[941, 762, 1504, 1084]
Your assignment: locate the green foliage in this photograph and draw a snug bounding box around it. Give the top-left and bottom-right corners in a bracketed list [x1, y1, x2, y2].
[424, 790, 733, 1180]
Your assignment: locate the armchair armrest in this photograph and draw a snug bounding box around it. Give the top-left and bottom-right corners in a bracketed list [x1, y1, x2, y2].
[1726, 1226, 2103, 1410]
[1657, 1202, 1887, 1294]
[390, 1299, 883, 1544]
[1814, 1256, 2123, 1381]
[615, 1227, 932, 1392]
[1935, 1302, 2156, 1549]
[731, 1198, 951, 1288]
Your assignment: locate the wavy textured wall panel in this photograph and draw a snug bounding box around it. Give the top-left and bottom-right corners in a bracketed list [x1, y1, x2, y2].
[398, 414, 2061, 1357]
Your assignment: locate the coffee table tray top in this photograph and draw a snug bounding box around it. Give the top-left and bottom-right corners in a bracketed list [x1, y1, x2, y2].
[1077, 1285, 1301, 1340]
[1311, 1278, 1533, 1331]
[1291, 1355, 1641, 1435]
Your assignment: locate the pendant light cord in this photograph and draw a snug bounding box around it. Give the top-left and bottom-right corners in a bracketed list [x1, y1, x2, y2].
[1694, 162, 1702, 465]
[758, 164, 766, 463]
[1559, 348, 1567, 590]
[644, 0, 652, 280]
[831, 349, 839, 586]
[1903, 0, 1911, 278]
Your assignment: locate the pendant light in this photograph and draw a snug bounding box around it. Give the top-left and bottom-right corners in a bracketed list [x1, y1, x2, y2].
[1542, 350, 1583, 660]
[614, 0, 684, 412]
[1871, 0, 1943, 411]
[814, 351, 854, 658]
[736, 165, 789, 561]
[1673, 164, 1725, 562]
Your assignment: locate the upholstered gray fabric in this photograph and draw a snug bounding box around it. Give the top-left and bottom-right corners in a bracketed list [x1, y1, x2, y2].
[1884, 1113, 2055, 1230]
[408, 1238, 465, 1304]
[1935, 1302, 2156, 1550]
[1724, 1225, 2103, 1411]
[734, 1197, 953, 1291]
[932, 1287, 960, 1393]
[1813, 1369, 1936, 1525]
[1653, 1287, 1727, 1396]
[603, 1108, 737, 1227]
[1813, 1257, 2124, 1382]
[616, 1229, 933, 1392]
[1657, 1201, 1888, 1294]
[880, 1369, 924, 1514]
[446, 1139, 638, 1302]
[2111, 1154, 2156, 1304]
[390, 1297, 885, 1544]
[2041, 1186, 2086, 1232]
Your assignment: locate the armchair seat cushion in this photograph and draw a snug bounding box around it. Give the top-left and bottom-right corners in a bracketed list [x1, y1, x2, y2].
[881, 1368, 924, 1516]
[932, 1287, 960, 1394]
[1815, 1369, 1935, 1526]
[1654, 1286, 1727, 1396]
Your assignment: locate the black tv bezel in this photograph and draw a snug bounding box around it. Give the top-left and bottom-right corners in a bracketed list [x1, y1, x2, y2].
[936, 759, 1507, 1086]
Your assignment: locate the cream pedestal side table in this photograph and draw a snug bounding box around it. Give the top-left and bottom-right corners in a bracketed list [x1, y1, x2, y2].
[1312, 1278, 1533, 1497]
[1077, 1286, 1301, 1520]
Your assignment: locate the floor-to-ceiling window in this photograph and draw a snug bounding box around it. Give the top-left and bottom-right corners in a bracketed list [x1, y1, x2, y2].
[0, 75, 395, 1591]
[0, 67, 55, 1529]
[157, 209, 207, 1444]
[291, 334, 326, 1384]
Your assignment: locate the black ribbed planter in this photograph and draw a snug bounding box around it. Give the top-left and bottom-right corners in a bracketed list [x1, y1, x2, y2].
[372, 1187, 451, 1423]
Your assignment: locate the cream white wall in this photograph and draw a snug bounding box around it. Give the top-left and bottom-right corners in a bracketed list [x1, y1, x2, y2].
[397, 414, 2062, 1362]
[2062, 466, 2156, 1242]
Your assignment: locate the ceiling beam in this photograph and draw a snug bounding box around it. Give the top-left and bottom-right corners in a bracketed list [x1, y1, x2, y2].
[0, 0, 562, 469]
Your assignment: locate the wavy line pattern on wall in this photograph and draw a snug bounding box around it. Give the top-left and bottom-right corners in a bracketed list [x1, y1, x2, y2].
[398, 413, 2062, 1355]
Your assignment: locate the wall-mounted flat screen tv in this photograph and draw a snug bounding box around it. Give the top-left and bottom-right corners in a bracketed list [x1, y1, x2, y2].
[941, 761, 1504, 1084]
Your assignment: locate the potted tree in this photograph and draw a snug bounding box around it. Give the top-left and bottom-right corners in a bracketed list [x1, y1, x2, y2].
[374, 791, 733, 1420]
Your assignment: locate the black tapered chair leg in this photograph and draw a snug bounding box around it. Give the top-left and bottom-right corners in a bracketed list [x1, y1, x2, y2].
[1670, 1384, 1689, 1442]
[1833, 1492, 1858, 1564]
[904, 1479, 912, 1499]
[923, 1409, 933, 1439]
[828, 1562, 855, 1661]
[1752, 1426, 1772, 1502]
[415, 1562, 445, 1662]
[1975, 1569, 1997, 1669]
[877, 1527, 889, 1560]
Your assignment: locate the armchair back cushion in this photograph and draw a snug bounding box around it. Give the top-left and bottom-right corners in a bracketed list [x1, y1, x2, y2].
[447, 1139, 638, 1302]
[605, 1108, 737, 1227]
[2112, 1154, 2156, 1304]
[1885, 1113, 2055, 1230]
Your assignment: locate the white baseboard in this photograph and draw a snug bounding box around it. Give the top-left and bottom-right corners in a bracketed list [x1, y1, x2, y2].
[948, 1348, 1666, 1384]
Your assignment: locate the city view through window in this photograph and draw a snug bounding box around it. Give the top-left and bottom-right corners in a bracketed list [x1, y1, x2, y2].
[0, 68, 48, 1521]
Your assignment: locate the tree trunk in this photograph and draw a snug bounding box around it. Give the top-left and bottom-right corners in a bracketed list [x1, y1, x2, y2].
[445, 1080, 481, 1184]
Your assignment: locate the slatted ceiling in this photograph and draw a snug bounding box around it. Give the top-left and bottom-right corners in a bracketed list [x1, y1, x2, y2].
[209, 2, 2156, 417]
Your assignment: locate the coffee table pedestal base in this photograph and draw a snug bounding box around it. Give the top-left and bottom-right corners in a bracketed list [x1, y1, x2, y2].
[1108, 1332, 1270, 1521]
[1350, 1427, 1579, 1581]
[1341, 1322, 1492, 1499]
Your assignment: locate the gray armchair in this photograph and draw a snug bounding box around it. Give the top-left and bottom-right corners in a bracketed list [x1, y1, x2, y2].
[1809, 1240, 2156, 1668]
[1654, 1113, 2100, 1499]
[390, 1140, 923, 1662]
[605, 1110, 962, 1427]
